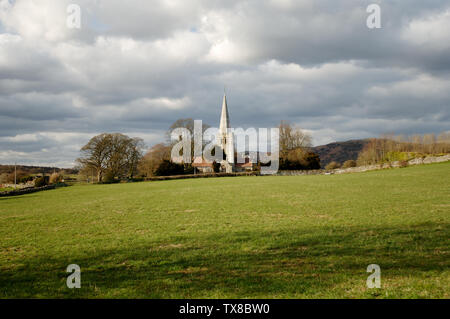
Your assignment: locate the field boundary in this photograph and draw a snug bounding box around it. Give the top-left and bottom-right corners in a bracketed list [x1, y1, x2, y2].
[142, 155, 450, 181]
[0, 185, 57, 197]
[144, 171, 260, 182]
[5, 156, 447, 191]
[278, 154, 450, 176]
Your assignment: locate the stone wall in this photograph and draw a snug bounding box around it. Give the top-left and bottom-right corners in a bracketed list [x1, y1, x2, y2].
[0, 185, 56, 197]
[277, 154, 450, 176]
[277, 169, 323, 176]
[145, 171, 259, 181]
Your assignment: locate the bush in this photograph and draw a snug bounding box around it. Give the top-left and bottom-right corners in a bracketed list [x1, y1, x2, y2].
[280, 150, 321, 170]
[385, 151, 414, 163]
[342, 160, 357, 168]
[0, 173, 8, 184]
[399, 160, 409, 168]
[49, 172, 62, 184]
[154, 160, 185, 176]
[325, 161, 341, 170]
[301, 152, 321, 169]
[34, 176, 48, 187]
[184, 164, 194, 175]
[213, 161, 221, 173]
[18, 175, 34, 184]
[102, 170, 118, 184]
[5, 170, 29, 184]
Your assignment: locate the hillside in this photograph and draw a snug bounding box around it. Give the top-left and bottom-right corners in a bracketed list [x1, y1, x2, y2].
[311, 139, 369, 167]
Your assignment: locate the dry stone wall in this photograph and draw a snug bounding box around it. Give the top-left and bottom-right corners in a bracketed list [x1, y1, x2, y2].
[277, 154, 450, 176]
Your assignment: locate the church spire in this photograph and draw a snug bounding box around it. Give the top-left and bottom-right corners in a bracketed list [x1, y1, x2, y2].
[217, 92, 235, 172]
[219, 93, 230, 132]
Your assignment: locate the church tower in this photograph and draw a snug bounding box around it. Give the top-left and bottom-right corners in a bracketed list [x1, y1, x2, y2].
[217, 94, 235, 172]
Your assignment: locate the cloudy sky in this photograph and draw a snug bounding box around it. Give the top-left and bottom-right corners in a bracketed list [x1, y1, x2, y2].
[0, 0, 449, 167]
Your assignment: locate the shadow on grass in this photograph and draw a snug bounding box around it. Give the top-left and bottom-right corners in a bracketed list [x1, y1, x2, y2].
[1, 222, 448, 298]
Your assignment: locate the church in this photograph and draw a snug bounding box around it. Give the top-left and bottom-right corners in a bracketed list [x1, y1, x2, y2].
[193, 94, 255, 173]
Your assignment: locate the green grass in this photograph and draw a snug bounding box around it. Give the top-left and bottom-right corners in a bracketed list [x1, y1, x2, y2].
[0, 163, 449, 299]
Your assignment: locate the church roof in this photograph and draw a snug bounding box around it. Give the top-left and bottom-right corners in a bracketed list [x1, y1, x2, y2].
[192, 157, 214, 167]
[236, 157, 255, 167]
[236, 162, 254, 168]
[219, 94, 230, 131]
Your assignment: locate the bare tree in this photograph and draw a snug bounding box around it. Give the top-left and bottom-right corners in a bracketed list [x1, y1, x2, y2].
[167, 118, 211, 143]
[357, 131, 450, 165]
[167, 118, 211, 162]
[437, 132, 450, 153]
[279, 120, 312, 157]
[125, 137, 145, 179]
[77, 133, 144, 182]
[138, 143, 171, 177]
[76, 133, 112, 182]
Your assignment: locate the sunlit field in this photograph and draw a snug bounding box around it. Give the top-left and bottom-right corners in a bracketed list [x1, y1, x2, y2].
[0, 162, 449, 298]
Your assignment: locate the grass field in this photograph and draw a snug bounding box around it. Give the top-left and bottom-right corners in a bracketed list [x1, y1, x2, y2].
[0, 162, 449, 298]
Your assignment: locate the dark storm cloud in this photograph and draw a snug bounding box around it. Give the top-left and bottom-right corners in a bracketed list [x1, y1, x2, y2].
[0, 0, 449, 166]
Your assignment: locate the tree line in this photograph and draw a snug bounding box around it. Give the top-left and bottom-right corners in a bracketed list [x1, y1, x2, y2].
[75, 119, 320, 182]
[73, 125, 450, 181]
[357, 132, 450, 166]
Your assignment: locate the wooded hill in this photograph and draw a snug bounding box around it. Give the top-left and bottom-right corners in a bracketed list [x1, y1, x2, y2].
[311, 139, 370, 167]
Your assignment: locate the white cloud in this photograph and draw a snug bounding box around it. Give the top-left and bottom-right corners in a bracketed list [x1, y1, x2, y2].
[0, 0, 450, 166]
[402, 10, 450, 49]
[367, 74, 450, 99]
[0, 150, 28, 159]
[0, 133, 39, 143]
[0, 0, 71, 42]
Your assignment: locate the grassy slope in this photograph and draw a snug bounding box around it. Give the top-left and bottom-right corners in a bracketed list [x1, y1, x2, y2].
[0, 163, 449, 298]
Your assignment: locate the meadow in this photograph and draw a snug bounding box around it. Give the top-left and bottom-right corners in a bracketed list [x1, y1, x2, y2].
[0, 162, 449, 298]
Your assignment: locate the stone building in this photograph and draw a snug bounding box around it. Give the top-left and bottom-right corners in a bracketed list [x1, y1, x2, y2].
[216, 94, 235, 173]
[193, 93, 256, 173]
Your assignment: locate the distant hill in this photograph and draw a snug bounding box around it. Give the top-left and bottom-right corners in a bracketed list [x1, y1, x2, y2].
[311, 139, 370, 167]
[0, 165, 77, 175]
